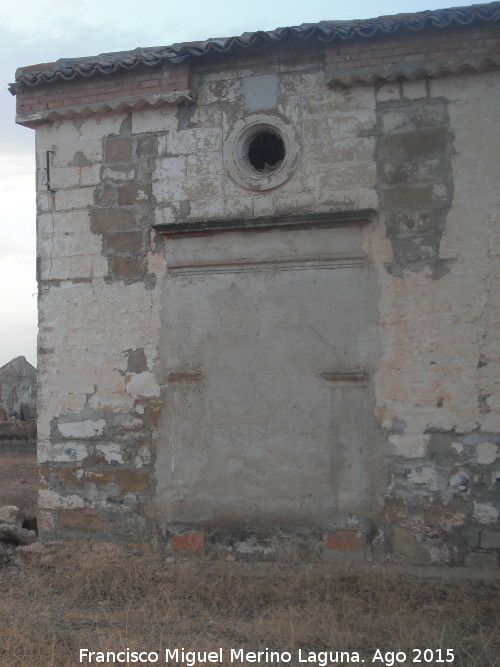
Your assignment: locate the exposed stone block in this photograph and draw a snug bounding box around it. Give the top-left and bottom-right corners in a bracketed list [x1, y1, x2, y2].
[94, 185, 116, 206]
[476, 442, 499, 465]
[136, 135, 158, 157]
[39, 489, 87, 510]
[454, 525, 481, 548]
[102, 166, 135, 182]
[80, 163, 102, 187]
[58, 510, 110, 531]
[385, 210, 435, 236]
[381, 104, 447, 133]
[104, 137, 132, 163]
[54, 186, 94, 211]
[85, 470, 115, 486]
[0, 506, 24, 527]
[117, 184, 151, 205]
[402, 79, 428, 100]
[105, 231, 144, 253]
[480, 530, 500, 550]
[38, 442, 89, 464]
[57, 467, 84, 486]
[390, 525, 431, 565]
[94, 444, 127, 465]
[125, 373, 160, 397]
[464, 552, 498, 569]
[376, 83, 401, 102]
[114, 470, 150, 493]
[90, 208, 136, 233]
[473, 502, 499, 525]
[379, 127, 449, 160]
[382, 185, 439, 209]
[110, 256, 143, 279]
[39, 464, 51, 484]
[58, 419, 106, 439]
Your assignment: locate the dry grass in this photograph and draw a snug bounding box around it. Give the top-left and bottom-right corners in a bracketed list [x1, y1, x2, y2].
[0, 549, 498, 667]
[0, 443, 498, 666]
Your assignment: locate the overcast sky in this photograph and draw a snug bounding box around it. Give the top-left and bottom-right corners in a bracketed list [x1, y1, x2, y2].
[0, 0, 477, 367]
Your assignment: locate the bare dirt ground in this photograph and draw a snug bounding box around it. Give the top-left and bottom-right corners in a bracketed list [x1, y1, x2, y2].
[0, 439, 37, 513]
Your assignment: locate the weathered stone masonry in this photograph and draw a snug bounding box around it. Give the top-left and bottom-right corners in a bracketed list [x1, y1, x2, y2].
[11, 2, 500, 565]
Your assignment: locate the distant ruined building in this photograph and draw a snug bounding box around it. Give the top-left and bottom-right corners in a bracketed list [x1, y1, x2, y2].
[0, 356, 37, 421]
[10, 2, 500, 566]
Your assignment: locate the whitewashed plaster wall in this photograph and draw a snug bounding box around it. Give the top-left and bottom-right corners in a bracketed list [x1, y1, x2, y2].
[32, 52, 499, 564]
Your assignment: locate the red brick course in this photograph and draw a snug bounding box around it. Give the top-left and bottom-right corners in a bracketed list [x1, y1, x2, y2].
[16, 24, 499, 118]
[16, 23, 500, 119]
[325, 26, 500, 71]
[16, 61, 191, 115]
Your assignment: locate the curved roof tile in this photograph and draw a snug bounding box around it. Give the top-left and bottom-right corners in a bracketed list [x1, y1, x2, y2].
[10, 1, 500, 93]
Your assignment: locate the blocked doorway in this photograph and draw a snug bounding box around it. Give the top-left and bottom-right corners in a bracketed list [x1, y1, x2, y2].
[155, 215, 382, 533]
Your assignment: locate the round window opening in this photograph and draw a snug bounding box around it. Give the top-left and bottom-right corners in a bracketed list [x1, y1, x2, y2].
[247, 130, 285, 173]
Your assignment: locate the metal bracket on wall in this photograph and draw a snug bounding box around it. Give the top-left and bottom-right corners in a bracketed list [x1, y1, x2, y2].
[44, 150, 55, 193]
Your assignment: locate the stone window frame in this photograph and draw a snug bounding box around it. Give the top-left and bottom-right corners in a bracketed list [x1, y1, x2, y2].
[223, 114, 300, 192]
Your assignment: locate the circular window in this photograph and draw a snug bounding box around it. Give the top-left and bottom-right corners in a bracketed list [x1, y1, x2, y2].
[247, 131, 285, 172]
[224, 115, 300, 191]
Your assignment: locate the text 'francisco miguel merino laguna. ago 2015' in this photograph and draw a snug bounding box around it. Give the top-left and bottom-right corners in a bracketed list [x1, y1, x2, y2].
[79, 647, 457, 665]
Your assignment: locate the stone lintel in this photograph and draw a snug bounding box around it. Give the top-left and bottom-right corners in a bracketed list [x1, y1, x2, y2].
[153, 209, 377, 237]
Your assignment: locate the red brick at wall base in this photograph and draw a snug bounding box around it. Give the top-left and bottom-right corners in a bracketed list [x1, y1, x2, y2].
[171, 531, 205, 553]
[323, 531, 365, 553]
[15, 61, 191, 115]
